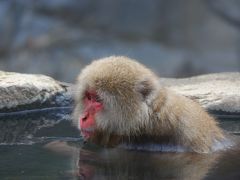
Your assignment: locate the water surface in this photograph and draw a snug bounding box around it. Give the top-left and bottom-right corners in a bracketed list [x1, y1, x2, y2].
[0, 136, 240, 180]
[1, 115, 240, 180]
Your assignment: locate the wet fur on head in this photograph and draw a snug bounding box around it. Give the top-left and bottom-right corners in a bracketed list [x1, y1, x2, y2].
[73, 56, 160, 136]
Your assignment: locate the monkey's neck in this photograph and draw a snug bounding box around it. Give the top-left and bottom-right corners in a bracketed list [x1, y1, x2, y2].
[118, 134, 191, 152]
[122, 134, 176, 145]
[90, 131, 230, 153]
[90, 131, 176, 148]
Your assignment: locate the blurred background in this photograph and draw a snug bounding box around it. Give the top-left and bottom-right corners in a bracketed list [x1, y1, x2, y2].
[0, 0, 240, 83]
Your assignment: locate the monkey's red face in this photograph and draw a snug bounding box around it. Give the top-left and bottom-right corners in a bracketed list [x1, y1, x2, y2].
[80, 91, 103, 139]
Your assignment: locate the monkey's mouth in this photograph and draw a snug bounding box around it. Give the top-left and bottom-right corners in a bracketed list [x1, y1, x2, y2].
[81, 127, 95, 139]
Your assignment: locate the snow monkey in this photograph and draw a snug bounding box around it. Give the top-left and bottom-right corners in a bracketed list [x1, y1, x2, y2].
[73, 56, 229, 153]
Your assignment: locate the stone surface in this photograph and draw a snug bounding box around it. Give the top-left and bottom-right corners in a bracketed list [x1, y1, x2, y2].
[0, 71, 72, 113]
[160, 72, 240, 113]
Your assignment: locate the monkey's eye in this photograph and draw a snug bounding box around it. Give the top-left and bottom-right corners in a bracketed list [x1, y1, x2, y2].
[85, 91, 102, 103]
[86, 92, 92, 101]
[95, 95, 102, 103]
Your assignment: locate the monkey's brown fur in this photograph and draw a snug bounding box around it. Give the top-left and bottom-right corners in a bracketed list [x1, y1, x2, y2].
[73, 56, 225, 153]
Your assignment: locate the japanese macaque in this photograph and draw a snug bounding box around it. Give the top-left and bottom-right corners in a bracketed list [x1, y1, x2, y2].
[73, 56, 229, 153]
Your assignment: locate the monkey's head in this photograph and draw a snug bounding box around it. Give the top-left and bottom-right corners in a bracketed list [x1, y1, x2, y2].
[73, 56, 159, 146]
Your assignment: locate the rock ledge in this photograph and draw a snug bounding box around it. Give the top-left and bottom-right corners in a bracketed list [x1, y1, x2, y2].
[0, 71, 72, 113]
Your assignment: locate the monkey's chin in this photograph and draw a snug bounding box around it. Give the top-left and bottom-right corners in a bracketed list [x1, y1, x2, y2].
[80, 128, 95, 140]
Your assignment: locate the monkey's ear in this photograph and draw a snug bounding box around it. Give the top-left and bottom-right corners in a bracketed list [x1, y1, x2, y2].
[135, 79, 154, 100]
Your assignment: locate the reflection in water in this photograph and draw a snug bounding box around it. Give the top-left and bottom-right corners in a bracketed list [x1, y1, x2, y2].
[1, 113, 240, 179]
[45, 138, 240, 180]
[77, 146, 219, 180]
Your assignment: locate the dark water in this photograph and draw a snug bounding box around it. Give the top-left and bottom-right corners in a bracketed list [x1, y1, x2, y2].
[1, 138, 240, 180]
[1, 117, 240, 180]
[0, 142, 75, 180]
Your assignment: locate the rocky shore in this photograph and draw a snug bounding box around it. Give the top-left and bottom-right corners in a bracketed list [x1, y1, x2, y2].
[0, 71, 239, 143]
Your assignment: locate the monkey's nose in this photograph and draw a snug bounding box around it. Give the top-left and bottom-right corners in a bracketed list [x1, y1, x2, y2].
[81, 112, 89, 122]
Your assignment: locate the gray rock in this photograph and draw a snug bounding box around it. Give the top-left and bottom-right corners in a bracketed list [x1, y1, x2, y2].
[160, 72, 240, 113]
[0, 71, 72, 113]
